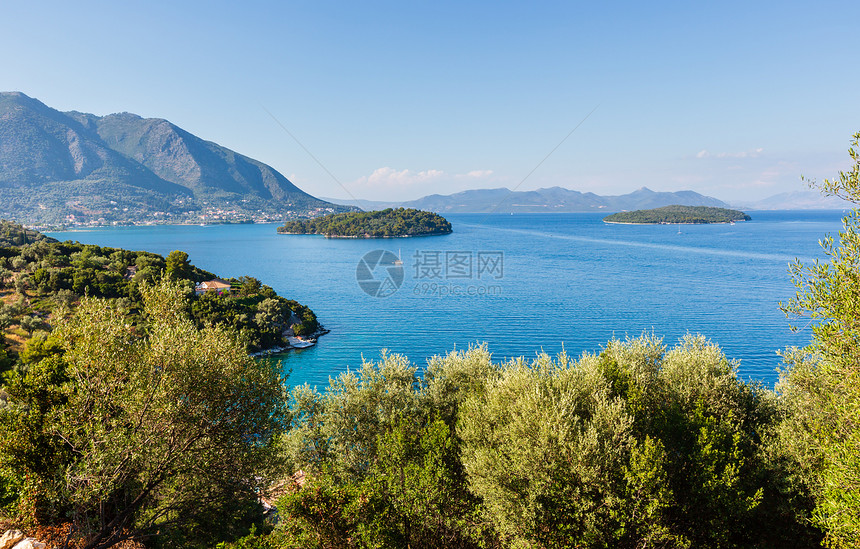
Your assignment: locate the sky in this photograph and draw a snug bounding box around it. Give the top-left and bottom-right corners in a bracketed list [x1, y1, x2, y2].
[1, 0, 858, 203]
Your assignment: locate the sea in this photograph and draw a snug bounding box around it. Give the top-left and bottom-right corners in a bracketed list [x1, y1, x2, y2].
[46, 210, 847, 389]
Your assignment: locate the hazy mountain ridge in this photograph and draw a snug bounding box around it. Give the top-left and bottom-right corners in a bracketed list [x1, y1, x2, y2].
[0, 92, 347, 225]
[735, 191, 853, 211]
[325, 186, 731, 213]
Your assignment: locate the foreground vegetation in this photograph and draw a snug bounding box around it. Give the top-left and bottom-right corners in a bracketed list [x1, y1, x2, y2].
[250, 337, 815, 548]
[1, 280, 288, 548]
[1, 135, 860, 548]
[603, 205, 751, 224]
[277, 208, 452, 238]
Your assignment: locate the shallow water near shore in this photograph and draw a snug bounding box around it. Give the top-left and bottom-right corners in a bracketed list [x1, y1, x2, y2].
[48, 210, 847, 388]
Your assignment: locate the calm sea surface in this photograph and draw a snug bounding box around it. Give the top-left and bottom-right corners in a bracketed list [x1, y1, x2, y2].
[47, 211, 847, 388]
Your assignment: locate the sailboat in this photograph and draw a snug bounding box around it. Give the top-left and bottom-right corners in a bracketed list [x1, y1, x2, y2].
[394, 249, 403, 266]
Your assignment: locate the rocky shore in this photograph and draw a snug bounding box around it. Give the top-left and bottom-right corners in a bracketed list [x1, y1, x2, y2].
[250, 326, 330, 358]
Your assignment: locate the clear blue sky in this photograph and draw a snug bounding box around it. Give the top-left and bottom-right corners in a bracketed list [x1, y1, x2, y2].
[1, 0, 858, 202]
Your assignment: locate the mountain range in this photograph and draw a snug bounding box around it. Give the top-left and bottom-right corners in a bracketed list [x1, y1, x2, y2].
[0, 92, 349, 225]
[1, 92, 850, 226]
[325, 186, 855, 214]
[735, 191, 852, 211]
[323, 186, 732, 214]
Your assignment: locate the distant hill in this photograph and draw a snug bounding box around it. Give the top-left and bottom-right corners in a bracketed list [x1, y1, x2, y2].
[325, 186, 730, 213]
[736, 191, 853, 210]
[0, 92, 351, 225]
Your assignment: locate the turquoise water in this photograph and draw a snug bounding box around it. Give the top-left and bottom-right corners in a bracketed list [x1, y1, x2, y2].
[47, 210, 847, 388]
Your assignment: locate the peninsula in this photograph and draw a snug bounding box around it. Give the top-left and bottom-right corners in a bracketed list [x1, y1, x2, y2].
[0, 221, 321, 356]
[277, 208, 452, 238]
[603, 205, 751, 224]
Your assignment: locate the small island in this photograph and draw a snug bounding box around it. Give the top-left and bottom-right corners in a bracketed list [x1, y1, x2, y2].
[603, 205, 751, 224]
[277, 207, 453, 238]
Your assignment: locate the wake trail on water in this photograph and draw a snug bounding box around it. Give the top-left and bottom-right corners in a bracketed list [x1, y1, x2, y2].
[457, 224, 805, 263]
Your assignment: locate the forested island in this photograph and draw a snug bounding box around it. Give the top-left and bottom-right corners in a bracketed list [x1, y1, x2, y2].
[603, 205, 751, 224]
[277, 207, 452, 237]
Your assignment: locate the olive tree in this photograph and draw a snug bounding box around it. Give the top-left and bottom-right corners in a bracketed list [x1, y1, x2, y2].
[458, 336, 813, 548]
[779, 131, 860, 548]
[0, 279, 289, 548]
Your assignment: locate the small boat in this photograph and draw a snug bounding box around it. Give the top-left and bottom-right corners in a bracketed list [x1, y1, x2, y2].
[287, 336, 315, 349]
[393, 249, 403, 266]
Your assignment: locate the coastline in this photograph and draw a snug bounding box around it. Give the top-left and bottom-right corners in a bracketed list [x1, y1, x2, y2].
[277, 231, 452, 238]
[32, 221, 281, 233]
[603, 220, 745, 225]
[250, 326, 330, 358]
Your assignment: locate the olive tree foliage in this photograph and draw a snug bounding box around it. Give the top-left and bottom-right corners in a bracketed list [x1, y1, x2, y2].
[0, 279, 289, 549]
[459, 335, 819, 549]
[280, 346, 498, 549]
[283, 346, 498, 481]
[778, 131, 860, 548]
[271, 337, 815, 549]
[458, 349, 643, 548]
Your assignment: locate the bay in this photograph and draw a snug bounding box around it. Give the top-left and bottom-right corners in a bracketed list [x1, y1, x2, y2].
[47, 210, 846, 388]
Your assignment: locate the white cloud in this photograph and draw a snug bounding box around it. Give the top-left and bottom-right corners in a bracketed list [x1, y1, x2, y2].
[359, 167, 447, 187]
[348, 167, 494, 199]
[695, 147, 764, 159]
[462, 169, 494, 178]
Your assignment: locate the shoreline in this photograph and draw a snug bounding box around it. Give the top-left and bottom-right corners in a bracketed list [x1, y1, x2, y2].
[250, 327, 330, 358]
[603, 220, 746, 225]
[36, 221, 285, 232]
[277, 231, 452, 238]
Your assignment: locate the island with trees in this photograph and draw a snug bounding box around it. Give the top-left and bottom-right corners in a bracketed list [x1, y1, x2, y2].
[277, 207, 452, 238]
[603, 205, 751, 224]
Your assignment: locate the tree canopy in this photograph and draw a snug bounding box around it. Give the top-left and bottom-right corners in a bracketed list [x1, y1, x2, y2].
[277, 208, 452, 238]
[255, 337, 818, 549]
[0, 229, 319, 359]
[0, 279, 289, 548]
[778, 131, 860, 548]
[603, 205, 751, 224]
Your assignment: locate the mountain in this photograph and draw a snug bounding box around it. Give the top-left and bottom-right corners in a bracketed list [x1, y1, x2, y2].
[326, 186, 730, 213]
[0, 92, 349, 225]
[736, 191, 853, 210]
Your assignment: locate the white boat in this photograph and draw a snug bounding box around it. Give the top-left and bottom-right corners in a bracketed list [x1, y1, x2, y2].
[287, 336, 315, 349]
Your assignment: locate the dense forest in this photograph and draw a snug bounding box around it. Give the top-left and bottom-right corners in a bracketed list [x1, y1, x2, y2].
[603, 205, 751, 224]
[1, 133, 860, 548]
[0, 224, 319, 363]
[277, 208, 452, 238]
